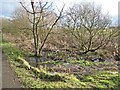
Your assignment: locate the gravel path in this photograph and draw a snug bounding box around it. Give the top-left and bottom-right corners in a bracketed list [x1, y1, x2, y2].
[1, 50, 23, 88]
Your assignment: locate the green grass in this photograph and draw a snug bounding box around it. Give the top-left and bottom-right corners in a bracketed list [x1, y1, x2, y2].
[69, 59, 111, 66]
[1, 39, 86, 88]
[2, 39, 120, 89]
[2, 43, 26, 61]
[68, 59, 96, 66]
[81, 71, 120, 89]
[40, 59, 109, 68]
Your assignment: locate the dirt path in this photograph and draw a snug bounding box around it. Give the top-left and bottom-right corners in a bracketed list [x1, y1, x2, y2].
[1, 50, 23, 88]
[0, 49, 2, 89]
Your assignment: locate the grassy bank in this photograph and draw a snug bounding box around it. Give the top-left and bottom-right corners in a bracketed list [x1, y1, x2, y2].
[2, 40, 120, 89]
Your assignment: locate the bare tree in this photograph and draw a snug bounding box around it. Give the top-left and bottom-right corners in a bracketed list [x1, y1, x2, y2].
[62, 2, 118, 55]
[20, 0, 64, 59]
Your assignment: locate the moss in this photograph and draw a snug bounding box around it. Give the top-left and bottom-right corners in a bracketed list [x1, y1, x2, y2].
[83, 76, 94, 82]
[99, 80, 115, 88]
[39, 73, 65, 82]
[17, 57, 31, 69]
[16, 56, 65, 82]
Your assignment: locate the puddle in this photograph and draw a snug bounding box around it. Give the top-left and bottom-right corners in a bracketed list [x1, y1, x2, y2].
[26, 56, 47, 67]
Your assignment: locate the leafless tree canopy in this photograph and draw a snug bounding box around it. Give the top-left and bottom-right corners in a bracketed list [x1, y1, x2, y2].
[19, 0, 64, 57]
[62, 2, 117, 54]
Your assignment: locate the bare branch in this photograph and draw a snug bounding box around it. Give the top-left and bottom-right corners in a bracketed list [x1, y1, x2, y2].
[20, 2, 33, 14]
[19, 27, 32, 31]
[39, 4, 65, 54]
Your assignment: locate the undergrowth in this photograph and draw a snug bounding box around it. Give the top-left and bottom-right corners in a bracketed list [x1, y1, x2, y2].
[2, 39, 120, 89]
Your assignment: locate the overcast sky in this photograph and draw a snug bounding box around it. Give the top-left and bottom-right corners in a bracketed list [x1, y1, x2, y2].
[0, 0, 119, 24]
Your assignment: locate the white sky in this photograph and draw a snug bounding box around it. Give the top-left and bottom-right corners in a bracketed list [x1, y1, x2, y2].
[54, 0, 119, 25]
[0, 0, 119, 16]
[54, 0, 119, 16]
[0, 0, 119, 24]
